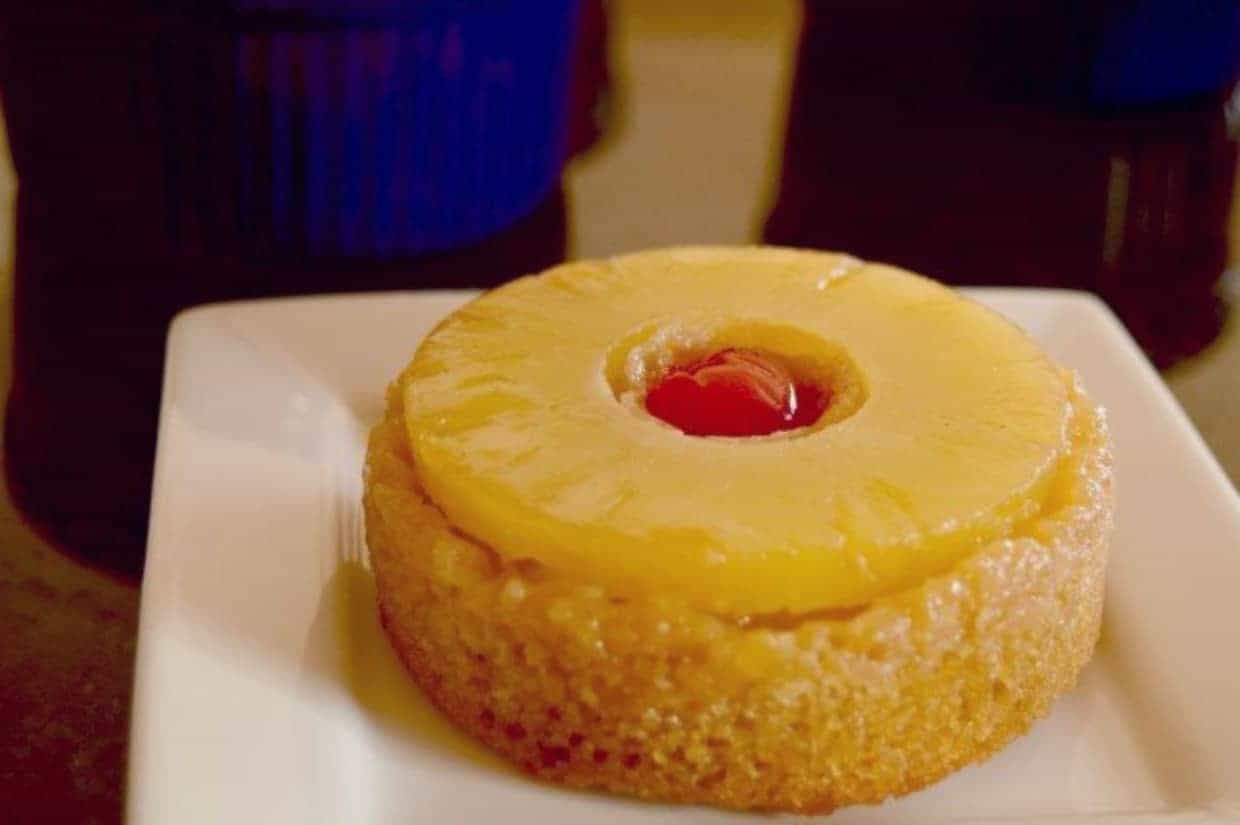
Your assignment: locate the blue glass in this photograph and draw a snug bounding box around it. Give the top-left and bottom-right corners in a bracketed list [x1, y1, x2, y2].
[230, 0, 582, 257]
[1088, 0, 1239, 108]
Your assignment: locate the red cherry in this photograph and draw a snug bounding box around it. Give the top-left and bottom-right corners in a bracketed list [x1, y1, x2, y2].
[790, 382, 829, 429]
[644, 348, 829, 437]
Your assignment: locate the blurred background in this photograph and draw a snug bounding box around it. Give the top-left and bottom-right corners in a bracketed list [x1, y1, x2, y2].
[0, 1, 1236, 820]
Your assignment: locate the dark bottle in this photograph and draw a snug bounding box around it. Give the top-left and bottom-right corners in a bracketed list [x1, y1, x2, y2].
[0, 0, 604, 578]
[766, 0, 1238, 368]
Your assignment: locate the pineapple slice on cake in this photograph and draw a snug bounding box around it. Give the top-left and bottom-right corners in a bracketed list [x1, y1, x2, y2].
[402, 246, 1073, 614]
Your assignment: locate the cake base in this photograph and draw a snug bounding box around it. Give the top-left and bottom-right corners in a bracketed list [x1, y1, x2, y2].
[363, 382, 1112, 813]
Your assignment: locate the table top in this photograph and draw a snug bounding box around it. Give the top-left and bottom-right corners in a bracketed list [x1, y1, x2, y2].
[0, 3, 1236, 821]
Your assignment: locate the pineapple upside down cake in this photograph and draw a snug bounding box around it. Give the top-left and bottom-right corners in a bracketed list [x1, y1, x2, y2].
[363, 246, 1113, 813]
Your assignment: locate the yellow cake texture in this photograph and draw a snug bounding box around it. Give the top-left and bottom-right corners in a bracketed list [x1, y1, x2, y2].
[363, 246, 1113, 812]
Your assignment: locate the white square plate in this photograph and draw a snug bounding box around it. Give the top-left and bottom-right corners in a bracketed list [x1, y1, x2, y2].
[128, 289, 1240, 825]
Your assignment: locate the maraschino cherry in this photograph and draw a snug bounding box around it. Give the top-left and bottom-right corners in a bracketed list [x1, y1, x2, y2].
[645, 348, 828, 436]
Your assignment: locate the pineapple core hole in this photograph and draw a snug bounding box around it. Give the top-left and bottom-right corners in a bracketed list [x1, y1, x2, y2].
[605, 319, 867, 439]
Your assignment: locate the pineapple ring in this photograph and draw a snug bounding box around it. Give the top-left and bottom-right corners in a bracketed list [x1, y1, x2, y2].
[400, 247, 1075, 613]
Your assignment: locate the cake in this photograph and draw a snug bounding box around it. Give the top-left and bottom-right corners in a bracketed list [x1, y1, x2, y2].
[363, 246, 1113, 812]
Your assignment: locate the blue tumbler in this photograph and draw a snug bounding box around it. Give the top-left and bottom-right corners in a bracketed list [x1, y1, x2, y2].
[161, 0, 584, 258]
